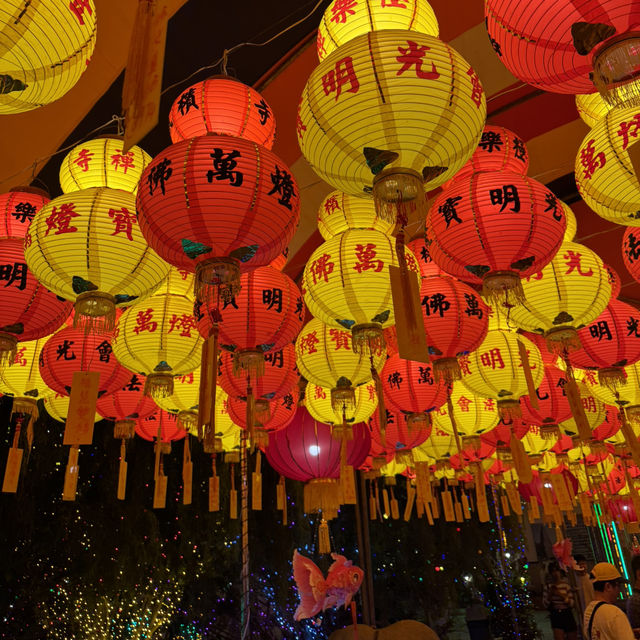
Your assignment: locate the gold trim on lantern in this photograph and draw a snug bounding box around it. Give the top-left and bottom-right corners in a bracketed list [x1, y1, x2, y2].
[481, 270, 525, 306]
[351, 322, 385, 356]
[433, 357, 462, 384]
[540, 423, 560, 440]
[627, 405, 640, 425]
[592, 32, 640, 107]
[598, 367, 628, 391]
[372, 167, 425, 226]
[497, 398, 521, 421]
[331, 380, 356, 413]
[195, 257, 241, 304]
[0, 333, 18, 369]
[232, 348, 265, 378]
[462, 435, 481, 449]
[73, 291, 116, 335]
[177, 410, 198, 432]
[304, 478, 341, 520]
[11, 396, 38, 421]
[144, 372, 174, 400]
[114, 419, 136, 440]
[544, 326, 581, 354]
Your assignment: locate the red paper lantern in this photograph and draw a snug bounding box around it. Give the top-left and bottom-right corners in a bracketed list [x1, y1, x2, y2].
[594, 405, 621, 442]
[381, 354, 448, 425]
[450, 440, 496, 469]
[218, 343, 297, 401]
[226, 386, 299, 433]
[520, 330, 558, 366]
[480, 418, 530, 449]
[427, 171, 566, 302]
[368, 405, 431, 459]
[407, 237, 449, 279]
[168, 78, 277, 149]
[136, 410, 186, 442]
[136, 135, 299, 299]
[0, 237, 72, 364]
[604, 264, 622, 298]
[419, 275, 489, 382]
[0, 187, 49, 238]
[623, 227, 640, 285]
[39, 327, 131, 396]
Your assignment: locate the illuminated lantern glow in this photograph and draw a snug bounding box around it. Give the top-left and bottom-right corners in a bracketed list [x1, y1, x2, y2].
[317, 190, 397, 240]
[558, 391, 607, 439]
[485, 0, 640, 105]
[112, 293, 203, 399]
[0, 237, 72, 365]
[576, 92, 614, 128]
[295, 318, 385, 409]
[24, 187, 170, 333]
[604, 264, 622, 298]
[407, 237, 449, 279]
[368, 406, 431, 463]
[381, 354, 448, 428]
[317, 0, 439, 61]
[576, 106, 640, 226]
[562, 202, 577, 242]
[39, 327, 131, 397]
[168, 78, 277, 149]
[508, 241, 611, 353]
[306, 381, 377, 426]
[136, 135, 299, 301]
[44, 392, 101, 424]
[520, 331, 558, 366]
[226, 387, 299, 437]
[623, 226, 640, 284]
[594, 404, 622, 442]
[298, 30, 486, 220]
[427, 171, 566, 304]
[460, 330, 544, 419]
[270, 249, 288, 271]
[445, 126, 529, 185]
[0, 0, 97, 114]
[154, 369, 200, 432]
[418, 275, 489, 382]
[412, 426, 458, 465]
[136, 410, 186, 443]
[522, 426, 557, 458]
[59, 138, 152, 195]
[450, 439, 496, 470]
[479, 416, 531, 480]
[160, 267, 195, 300]
[0, 187, 49, 238]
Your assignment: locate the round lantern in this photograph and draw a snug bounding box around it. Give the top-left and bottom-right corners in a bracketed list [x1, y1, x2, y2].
[59, 138, 152, 194]
[576, 105, 640, 226]
[154, 368, 200, 431]
[381, 354, 448, 427]
[160, 267, 195, 300]
[317, 0, 439, 61]
[317, 190, 397, 240]
[96, 373, 157, 439]
[218, 343, 298, 401]
[112, 293, 203, 399]
[582, 364, 640, 418]
[419, 275, 489, 382]
[559, 391, 607, 439]
[576, 92, 614, 128]
[136, 410, 186, 443]
[369, 405, 431, 461]
[0, 237, 72, 365]
[481, 418, 530, 452]
[298, 30, 486, 213]
[295, 317, 385, 408]
[596, 405, 622, 443]
[195, 264, 303, 373]
[562, 202, 577, 242]
[427, 171, 566, 302]
[460, 329, 544, 419]
[508, 241, 611, 352]
[0, 187, 49, 238]
[485, 0, 640, 103]
[270, 249, 288, 271]
[412, 427, 458, 465]
[24, 187, 170, 332]
[168, 77, 277, 148]
[39, 327, 131, 397]
[227, 388, 299, 435]
[136, 135, 299, 300]
[0, 0, 97, 114]
[622, 226, 640, 284]
[303, 229, 416, 352]
[604, 264, 622, 298]
[306, 381, 377, 426]
[407, 237, 448, 279]
[446, 125, 529, 184]
[522, 426, 557, 458]
[520, 330, 558, 366]
[44, 392, 101, 424]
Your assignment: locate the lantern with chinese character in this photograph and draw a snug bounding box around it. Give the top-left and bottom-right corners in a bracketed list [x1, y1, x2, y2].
[576, 92, 614, 128]
[369, 406, 431, 463]
[407, 237, 448, 279]
[39, 327, 131, 397]
[0, 237, 72, 365]
[298, 30, 486, 223]
[317, 0, 439, 61]
[24, 187, 170, 333]
[576, 106, 640, 226]
[520, 330, 558, 366]
[227, 388, 299, 437]
[381, 354, 448, 428]
[419, 275, 489, 382]
[168, 77, 277, 148]
[412, 427, 458, 465]
[153, 369, 200, 432]
[0, 187, 49, 238]
[522, 426, 557, 458]
[136, 410, 186, 443]
[460, 330, 544, 419]
[59, 138, 152, 194]
[582, 365, 640, 419]
[559, 391, 607, 439]
[562, 202, 577, 242]
[427, 171, 566, 303]
[112, 293, 202, 399]
[306, 381, 377, 426]
[295, 318, 385, 409]
[508, 241, 611, 353]
[481, 418, 530, 455]
[136, 135, 299, 301]
[44, 392, 101, 424]
[0, 0, 97, 114]
[317, 191, 397, 240]
[623, 227, 640, 283]
[485, 0, 640, 105]
[159, 267, 195, 300]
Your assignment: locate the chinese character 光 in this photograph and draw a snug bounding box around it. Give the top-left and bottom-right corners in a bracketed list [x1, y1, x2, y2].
[396, 41, 440, 80]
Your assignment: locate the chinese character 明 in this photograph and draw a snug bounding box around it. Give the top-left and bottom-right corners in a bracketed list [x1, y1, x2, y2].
[480, 348, 505, 369]
[464, 293, 483, 319]
[396, 41, 440, 79]
[74, 147, 94, 172]
[331, 0, 357, 23]
[387, 371, 403, 389]
[256, 99, 271, 125]
[56, 339, 76, 361]
[168, 313, 196, 337]
[309, 253, 334, 284]
[262, 288, 283, 313]
[207, 149, 243, 187]
[417, 366, 433, 384]
[421, 292, 450, 317]
[513, 137, 526, 162]
[321, 56, 360, 100]
[589, 320, 612, 341]
[147, 158, 173, 196]
[582, 396, 596, 412]
[133, 309, 157, 334]
[45, 203, 80, 236]
[489, 184, 520, 213]
[177, 87, 198, 116]
[108, 207, 137, 241]
[265, 350, 284, 368]
[329, 328, 351, 350]
[96, 340, 112, 362]
[353, 243, 384, 273]
[0, 262, 27, 290]
[579, 139, 606, 180]
[438, 195, 463, 228]
[12, 201, 36, 224]
[478, 131, 502, 153]
[299, 331, 320, 354]
[627, 233, 640, 262]
[467, 68, 484, 108]
[457, 396, 472, 412]
[564, 250, 593, 277]
[69, 0, 93, 24]
[324, 196, 340, 216]
[110, 150, 135, 174]
[617, 113, 640, 150]
[628, 318, 640, 338]
[268, 166, 296, 209]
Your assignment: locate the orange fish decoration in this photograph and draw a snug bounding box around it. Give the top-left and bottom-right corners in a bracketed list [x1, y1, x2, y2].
[293, 550, 364, 621]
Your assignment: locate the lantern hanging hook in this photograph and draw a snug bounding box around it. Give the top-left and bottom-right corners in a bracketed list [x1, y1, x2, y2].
[114, 114, 125, 137]
[222, 49, 230, 75]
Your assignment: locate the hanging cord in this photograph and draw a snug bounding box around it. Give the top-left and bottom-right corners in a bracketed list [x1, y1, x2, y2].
[240, 428, 250, 640]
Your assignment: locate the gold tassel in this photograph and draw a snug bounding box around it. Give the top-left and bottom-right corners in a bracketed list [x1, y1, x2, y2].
[331, 380, 356, 413]
[194, 258, 241, 305]
[318, 519, 331, 554]
[434, 357, 462, 385]
[498, 398, 522, 421]
[73, 292, 116, 335]
[598, 366, 628, 391]
[233, 348, 265, 378]
[481, 271, 525, 306]
[208, 454, 220, 512]
[252, 451, 262, 511]
[517, 339, 539, 410]
[545, 327, 581, 354]
[509, 431, 532, 484]
[229, 464, 238, 519]
[182, 436, 193, 506]
[0, 333, 17, 369]
[117, 439, 127, 500]
[351, 323, 385, 356]
[592, 36, 640, 107]
[540, 423, 560, 440]
[114, 420, 135, 440]
[62, 445, 80, 502]
[144, 372, 174, 399]
[564, 356, 592, 442]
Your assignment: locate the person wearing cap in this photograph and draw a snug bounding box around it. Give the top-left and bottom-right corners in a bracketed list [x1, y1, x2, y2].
[583, 562, 634, 640]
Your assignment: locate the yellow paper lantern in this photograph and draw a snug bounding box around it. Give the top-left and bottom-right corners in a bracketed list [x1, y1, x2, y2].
[298, 30, 486, 203]
[559, 391, 606, 438]
[562, 202, 577, 242]
[379, 459, 408, 478]
[575, 92, 614, 129]
[158, 266, 195, 300]
[306, 381, 377, 425]
[575, 105, 640, 226]
[59, 137, 152, 194]
[460, 330, 544, 418]
[154, 368, 200, 431]
[432, 384, 499, 440]
[0, 1, 97, 114]
[24, 187, 170, 332]
[213, 386, 237, 440]
[317, 190, 397, 240]
[522, 426, 556, 457]
[412, 426, 457, 464]
[508, 241, 611, 352]
[533, 451, 560, 473]
[112, 293, 202, 399]
[582, 364, 640, 420]
[44, 391, 100, 423]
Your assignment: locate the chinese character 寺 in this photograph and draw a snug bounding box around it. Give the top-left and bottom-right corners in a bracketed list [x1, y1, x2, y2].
[45, 203, 80, 236]
[207, 149, 243, 186]
[321, 56, 360, 100]
[0, 262, 27, 290]
[256, 99, 271, 125]
[579, 139, 605, 180]
[309, 253, 334, 284]
[109, 207, 137, 241]
[329, 328, 351, 350]
[262, 288, 283, 312]
[438, 195, 463, 227]
[480, 348, 505, 369]
[110, 150, 135, 174]
[353, 243, 384, 273]
[564, 250, 593, 277]
[268, 166, 296, 209]
[330, 0, 357, 23]
[74, 147, 94, 172]
[124, 374, 142, 392]
[133, 309, 157, 334]
[396, 41, 440, 79]
[489, 185, 520, 213]
[168, 313, 196, 337]
[177, 88, 198, 115]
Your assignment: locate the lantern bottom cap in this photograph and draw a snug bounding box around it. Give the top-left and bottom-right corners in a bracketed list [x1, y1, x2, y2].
[233, 348, 265, 378]
[331, 382, 356, 414]
[372, 166, 426, 225]
[114, 419, 136, 440]
[352, 322, 384, 356]
[544, 326, 580, 354]
[144, 372, 174, 399]
[593, 32, 640, 108]
[481, 271, 525, 306]
[497, 398, 522, 421]
[12, 396, 38, 420]
[177, 410, 198, 432]
[598, 367, 627, 390]
[195, 257, 241, 304]
[433, 357, 461, 384]
[74, 291, 116, 335]
[0, 333, 18, 369]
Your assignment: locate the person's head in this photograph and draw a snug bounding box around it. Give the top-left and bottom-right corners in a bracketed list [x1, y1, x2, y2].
[548, 561, 563, 582]
[574, 554, 588, 573]
[590, 562, 626, 602]
[631, 555, 640, 585]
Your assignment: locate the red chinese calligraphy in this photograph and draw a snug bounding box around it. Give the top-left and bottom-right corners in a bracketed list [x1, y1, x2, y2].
[45, 203, 80, 236]
[309, 253, 334, 284]
[110, 150, 135, 173]
[13, 347, 26, 367]
[108, 207, 137, 241]
[456, 395, 472, 412]
[331, 0, 357, 23]
[168, 313, 197, 337]
[69, 0, 93, 25]
[367, 385, 375, 401]
[467, 67, 483, 108]
[314, 386, 327, 400]
[396, 41, 440, 79]
[324, 196, 340, 216]
[321, 57, 360, 100]
[480, 348, 505, 370]
[317, 33, 327, 58]
[483, 398, 495, 411]
[329, 328, 351, 350]
[582, 396, 596, 412]
[382, 0, 407, 6]
[133, 309, 157, 334]
[618, 113, 640, 150]
[579, 139, 605, 180]
[176, 372, 195, 384]
[74, 148, 94, 172]
[564, 250, 594, 277]
[353, 243, 384, 273]
[299, 331, 320, 354]
[459, 355, 471, 376]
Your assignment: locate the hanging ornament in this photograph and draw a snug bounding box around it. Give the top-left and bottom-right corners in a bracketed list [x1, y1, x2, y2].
[153, 368, 201, 432]
[226, 388, 299, 438]
[136, 410, 186, 443]
[369, 405, 431, 464]
[44, 392, 101, 424]
[558, 391, 607, 439]
[306, 381, 377, 427]
[0, 187, 49, 238]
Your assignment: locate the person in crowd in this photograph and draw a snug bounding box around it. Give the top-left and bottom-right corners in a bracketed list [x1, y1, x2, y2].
[573, 554, 594, 614]
[627, 554, 640, 635]
[583, 562, 634, 639]
[543, 561, 577, 640]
